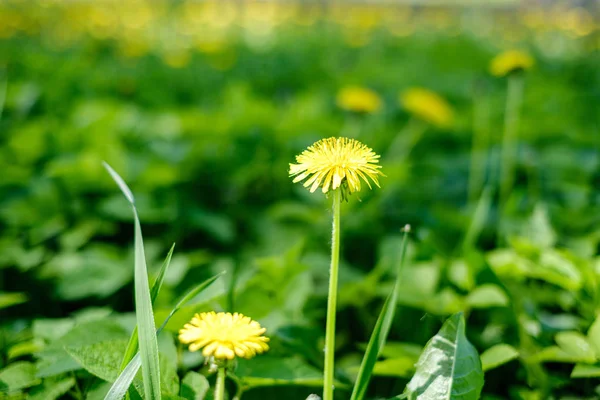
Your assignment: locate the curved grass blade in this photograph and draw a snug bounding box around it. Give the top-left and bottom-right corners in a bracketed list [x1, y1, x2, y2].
[103, 162, 161, 400]
[104, 354, 141, 400]
[350, 225, 410, 400]
[462, 186, 493, 251]
[120, 244, 176, 371]
[103, 273, 223, 400]
[156, 272, 224, 332]
[404, 312, 484, 400]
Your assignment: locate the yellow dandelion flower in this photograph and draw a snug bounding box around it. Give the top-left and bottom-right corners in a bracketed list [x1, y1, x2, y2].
[289, 137, 383, 194]
[489, 50, 534, 77]
[400, 87, 454, 128]
[179, 312, 269, 360]
[336, 86, 382, 114]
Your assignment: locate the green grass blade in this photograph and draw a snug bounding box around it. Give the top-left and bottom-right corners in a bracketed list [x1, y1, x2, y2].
[120, 244, 176, 371]
[350, 225, 410, 400]
[105, 354, 142, 400]
[103, 273, 222, 400]
[462, 185, 493, 251]
[103, 162, 161, 400]
[156, 272, 224, 332]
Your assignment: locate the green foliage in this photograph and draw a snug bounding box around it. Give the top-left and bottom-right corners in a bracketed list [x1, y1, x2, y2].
[104, 163, 162, 400]
[0, 2, 599, 399]
[351, 228, 410, 400]
[404, 313, 484, 400]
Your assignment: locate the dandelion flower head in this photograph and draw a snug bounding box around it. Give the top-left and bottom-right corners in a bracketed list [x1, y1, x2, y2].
[289, 137, 383, 194]
[399, 87, 454, 128]
[179, 312, 269, 360]
[336, 86, 382, 114]
[489, 50, 534, 77]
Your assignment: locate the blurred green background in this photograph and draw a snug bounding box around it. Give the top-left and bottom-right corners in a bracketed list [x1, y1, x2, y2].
[0, 0, 599, 399]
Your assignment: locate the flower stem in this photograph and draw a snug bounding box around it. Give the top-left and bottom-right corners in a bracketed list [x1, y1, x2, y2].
[468, 82, 490, 207]
[323, 189, 342, 400]
[498, 73, 524, 241]
[215, 367, 226, 400]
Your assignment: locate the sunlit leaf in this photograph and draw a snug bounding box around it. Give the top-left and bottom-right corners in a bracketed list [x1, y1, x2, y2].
[480, 344, 519, 372]
[404, 313, 484, 400]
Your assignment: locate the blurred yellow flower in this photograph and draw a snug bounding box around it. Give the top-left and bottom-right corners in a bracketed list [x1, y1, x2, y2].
[179, 312, 269, 360]
[336, 86, 382, 114]
[400, 87, 454, 128]
[289, 137, 383, 194]
[489, 50, 534, 77]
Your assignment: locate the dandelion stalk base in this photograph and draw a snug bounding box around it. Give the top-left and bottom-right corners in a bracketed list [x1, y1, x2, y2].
[215, 367, 226, 400]
[324, 189, 342, 400]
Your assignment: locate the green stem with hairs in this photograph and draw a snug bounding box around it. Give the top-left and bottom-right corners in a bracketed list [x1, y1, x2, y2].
[323, 189, 342, 400]
[215, 367, 226, 400]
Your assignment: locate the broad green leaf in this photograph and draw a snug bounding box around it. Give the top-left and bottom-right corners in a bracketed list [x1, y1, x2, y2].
[527, 346, 582, 364]
[103, 274, 222, 400]
[0, 292, 27, 309]
[371, 342, 422, 360]
[180, 371, 209, 400]
[236, 356, 325, 388]
[372, 358, 415, 377]
[350, 226, 410, 400]
[0, 361, 41, 392]
[35, 319, 128, 378]
[571, 363, 600, 378]
[448, 259, 475, 292]
[104, 162, 161, 400]
[29, 377, 75, 400]
[404, 313, 484, 400]
[120, 244, 176, 371]
[480, 344, 519, 372]
[32, 318, 74, 342]
[65, 339, 129, 381]
[587, 314, 600, 358]
[466, 284, 509, 309]
[555, 331, 596, 363]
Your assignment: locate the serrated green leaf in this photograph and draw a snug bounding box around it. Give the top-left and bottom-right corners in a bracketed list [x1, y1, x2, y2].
[350, 227, 410, 400]
[104, 162, 161, 400]
[35, 319, 128, 378]
[65, 339, 129, 381]
[180, 371, 209, 400]
[480, 344, 519, 372]
[0, 361, 41, 392]
[404, 313, 484, 400]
